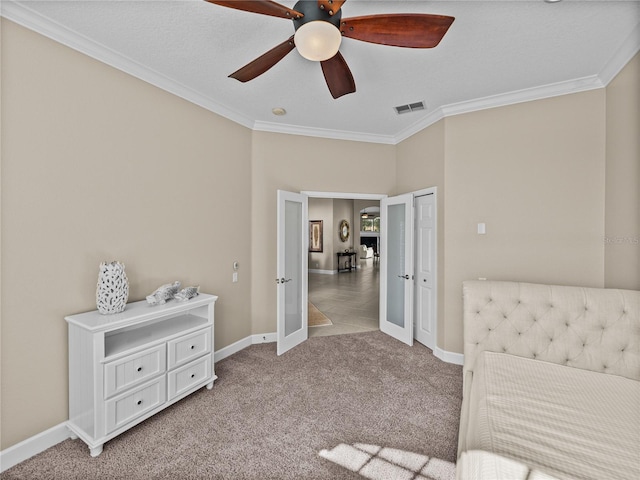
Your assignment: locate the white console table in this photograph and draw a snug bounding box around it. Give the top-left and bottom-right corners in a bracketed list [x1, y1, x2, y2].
[65, 293, 218, 457]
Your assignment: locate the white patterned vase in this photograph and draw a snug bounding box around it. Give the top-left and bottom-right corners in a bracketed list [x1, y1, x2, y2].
[96, 261, 129, 315]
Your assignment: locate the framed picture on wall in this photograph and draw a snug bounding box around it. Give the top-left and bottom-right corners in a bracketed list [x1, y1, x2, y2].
[309, 220, 323, 252]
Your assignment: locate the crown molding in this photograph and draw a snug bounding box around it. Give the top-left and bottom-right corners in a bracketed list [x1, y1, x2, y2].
[443, 75, 604, 117]
[3, 0, 638, 146]
[252, 120, 397, 145]
[0, 1, 255, 131]
[599, 21, 640, 85]
[392, 108, 445, 144]
[393, 75, 604, 144]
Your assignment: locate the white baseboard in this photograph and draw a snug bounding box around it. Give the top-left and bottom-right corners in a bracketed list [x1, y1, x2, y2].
[251, 332, 277, 344]
[213, 336, 252, 363]
[0, 422, 71, 473]
[308, 269, 336, 275]
[434, 347, 464, 365]
[1, 330, 459, 472]
[213, 332, 277, 363]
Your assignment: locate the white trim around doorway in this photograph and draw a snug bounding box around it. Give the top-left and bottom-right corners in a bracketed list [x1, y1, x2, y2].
[301, 191, 387, 200]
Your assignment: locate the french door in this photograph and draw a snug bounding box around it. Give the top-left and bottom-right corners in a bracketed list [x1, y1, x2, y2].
[379, 193, 414, 346]
[276, 190, 308, 355]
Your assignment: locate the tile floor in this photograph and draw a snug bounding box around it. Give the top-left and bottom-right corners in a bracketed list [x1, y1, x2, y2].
[308, 257, 379, 337]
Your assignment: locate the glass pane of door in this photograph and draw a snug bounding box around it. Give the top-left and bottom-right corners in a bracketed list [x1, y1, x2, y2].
[379, 193, 413, 346]
[386, 203, 405, 327]
[284, 199, 302, 337]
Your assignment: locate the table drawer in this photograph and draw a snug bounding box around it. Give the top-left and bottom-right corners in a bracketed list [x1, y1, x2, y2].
[104, 345, 166, 398]
[168, 355, 211, 400]
[167, 328, 211, 369]
[105, 376, 166, 434]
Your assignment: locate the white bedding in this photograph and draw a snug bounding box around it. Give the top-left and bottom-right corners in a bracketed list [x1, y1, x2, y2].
[457, 450, 560, 480]
[464, 351, 640, 480]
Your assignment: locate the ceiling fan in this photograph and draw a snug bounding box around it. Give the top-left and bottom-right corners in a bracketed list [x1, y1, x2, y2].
[206, 0, 454, 99]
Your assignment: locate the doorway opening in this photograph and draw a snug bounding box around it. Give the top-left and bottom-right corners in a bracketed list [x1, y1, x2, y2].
[303, 192, 386, 338]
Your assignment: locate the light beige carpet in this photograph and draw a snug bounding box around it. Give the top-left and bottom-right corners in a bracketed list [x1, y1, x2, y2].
[308, 302, 333, 327]
[2, 331, 462, 480]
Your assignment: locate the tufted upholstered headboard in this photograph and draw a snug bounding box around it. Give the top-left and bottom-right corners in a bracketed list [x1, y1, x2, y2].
[463, 281, 640, 382]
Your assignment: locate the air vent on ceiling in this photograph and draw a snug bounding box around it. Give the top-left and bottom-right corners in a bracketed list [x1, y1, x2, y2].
[394, 101, 425, 115]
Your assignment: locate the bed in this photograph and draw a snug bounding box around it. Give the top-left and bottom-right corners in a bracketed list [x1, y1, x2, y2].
[457, 281, 640, 480]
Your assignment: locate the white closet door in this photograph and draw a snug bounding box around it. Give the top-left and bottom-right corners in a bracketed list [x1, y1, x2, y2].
[414, 193, 436, 349]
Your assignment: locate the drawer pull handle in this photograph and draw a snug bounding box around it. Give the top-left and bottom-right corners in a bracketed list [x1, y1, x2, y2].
[191, 374, 195, 378]
[137, 367, 142, 372]
[137, 400, 142, 406]
[190, 345, 195, 350]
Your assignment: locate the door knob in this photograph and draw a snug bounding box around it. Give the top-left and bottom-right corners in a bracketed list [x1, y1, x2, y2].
[282, 278, 292, 283]
[397, 274, 410, 279]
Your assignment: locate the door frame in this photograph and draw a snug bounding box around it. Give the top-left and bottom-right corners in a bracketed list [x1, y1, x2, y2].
[301, 191, 387, 318]
[301, 192, 387, 201]
[278, 189, 437, 349]
[411, 187, 437, 349]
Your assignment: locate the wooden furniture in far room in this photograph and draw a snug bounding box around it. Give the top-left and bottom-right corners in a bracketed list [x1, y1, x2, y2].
[65, 293, 218, 457]
[337, 251, 357, 272]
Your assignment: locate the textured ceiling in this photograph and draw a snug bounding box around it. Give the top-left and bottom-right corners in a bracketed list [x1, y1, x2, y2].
[3, 0, 639, 143]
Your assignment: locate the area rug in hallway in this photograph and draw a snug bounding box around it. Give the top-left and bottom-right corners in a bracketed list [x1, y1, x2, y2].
[2, 331, 462, 480]
[308, 301, 333, 327]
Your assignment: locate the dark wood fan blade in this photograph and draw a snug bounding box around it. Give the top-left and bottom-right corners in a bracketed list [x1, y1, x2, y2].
[340, 14, 454, 48]
[229, 36, 295, 82]
[205, 1, 303, 20]
[320, 52, 356, 99]
[317, 0, 346, 16]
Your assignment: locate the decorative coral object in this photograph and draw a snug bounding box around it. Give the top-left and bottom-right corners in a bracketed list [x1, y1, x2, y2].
[96, 261, 129, 315]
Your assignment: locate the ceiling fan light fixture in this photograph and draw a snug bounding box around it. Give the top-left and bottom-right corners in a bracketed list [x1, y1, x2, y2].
[294, 21, 342, 61]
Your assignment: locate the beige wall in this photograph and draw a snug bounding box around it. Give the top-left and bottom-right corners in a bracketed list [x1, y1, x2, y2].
[333, 199, 354, 269]
[396, 60, 639, 355]
[1, 20, 253, 449]
[250, 131, 396, 336]
[443, 90, 607, 353]
[400, 92, 608, 354]
[605, 52, 640, 290]
[308, 198, 333, 271]
[399, 92, 610, 354]
[309, 197, 381, 271]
